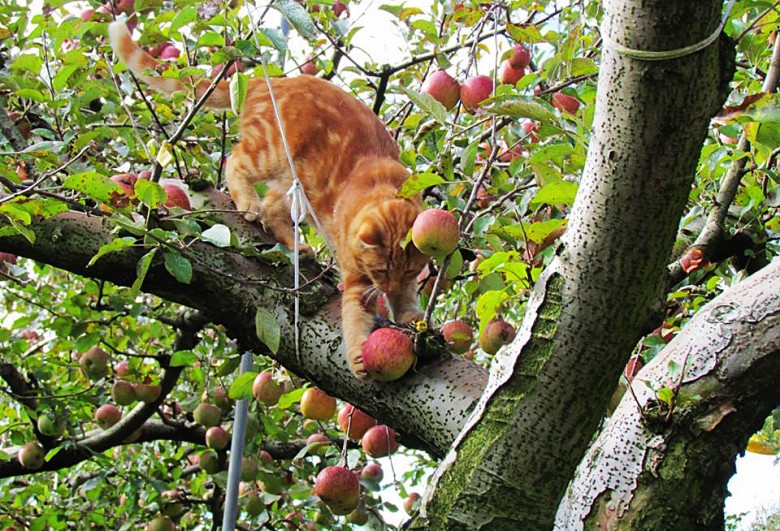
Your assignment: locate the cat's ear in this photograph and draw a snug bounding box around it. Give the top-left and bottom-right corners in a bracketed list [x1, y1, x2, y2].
[357, 222, 382, 248]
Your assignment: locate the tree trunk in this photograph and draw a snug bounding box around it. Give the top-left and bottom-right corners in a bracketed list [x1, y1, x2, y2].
[416, 2, 735, 529]
[556, 259, 780, 530]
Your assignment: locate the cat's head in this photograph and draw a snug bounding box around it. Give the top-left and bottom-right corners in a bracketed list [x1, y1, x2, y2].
[351, 198, 429, 295]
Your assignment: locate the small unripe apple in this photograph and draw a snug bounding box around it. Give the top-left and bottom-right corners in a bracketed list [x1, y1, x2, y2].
[421, 70, 461, 110]
[37, 412, 65, 438]
[403, 492, 421, 514]
[146, 516, 174, 531]
[300, 388, 337, 420]
[79, 346, 110, 380]
[306, 433, 331, 455]
[18, 442, 45, 470]
[440, 320, 474, 354]
[361, 328, 415, 382]
[241, 457, 258, 481]
[135, 381, 161, 403]
[348, 506, 369, 525]
[412, 208, 460, 257]
[498, 60, 525, 85]
[199, 450, 220, 474]
[460, 75, 493, 113]
[551, 91, 580, 115]
[507, 44, 531, 69]
[252, 371, 283, 406]
[360, 463, 383, 483]
[95, 404, 122, 429]
[205, 426, 229, 450]
[111, 379, 137, 405]
[314, 466, 360, 515]
[193, 402, 222, 428]
[479, 319, 516, 354]
[300, 54, 319, 75]
[361, 425, 400, 457]
[245, 492, 264, 516]
[113, 359, 131, 377]
[337, 404, 377, 440]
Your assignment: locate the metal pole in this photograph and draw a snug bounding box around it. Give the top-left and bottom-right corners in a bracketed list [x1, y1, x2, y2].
[221, 351, 254, 530]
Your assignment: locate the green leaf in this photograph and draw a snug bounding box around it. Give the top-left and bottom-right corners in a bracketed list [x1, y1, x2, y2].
[272, 0, 317, 40]
[156, 141, 174, 168]
[11, 54, 42, 74]
[201, 224, 232, 248]
[88, 237, 136, 267]
[230, 72, 248, 115]
[481, 95, 556, 122]
[656, 387, 675, 406]
[505, 23, 544, 44]
[163, 249, 193, 284]
[277, 387, 306, 410]
[530, 181, 578, 207]
[131, 249, 157, 298]
[401, 88, 448, 126]
[170, 350, 198, 367]
[229, 372, 257, 400]
[197, 32, 225, 47]
[14, 88, 48, 102]
[475, 290, 510, 336]
[133, 179, 167, 209]
[63, 172, 126, 206]
[397, 172, 445, 199]
[20, 140, 67, 155]
[170, 5, 198, 31]
[53, 64, 79, 92]
[255, 308, 281, 354]
[461, 141, 479, 178]
[502, 219, 567, 244]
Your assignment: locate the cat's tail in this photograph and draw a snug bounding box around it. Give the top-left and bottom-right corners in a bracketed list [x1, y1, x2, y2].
[108, 22, 232, 110]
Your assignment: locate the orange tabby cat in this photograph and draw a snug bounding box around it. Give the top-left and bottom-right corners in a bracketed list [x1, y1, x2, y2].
[109, 22, 429, 379]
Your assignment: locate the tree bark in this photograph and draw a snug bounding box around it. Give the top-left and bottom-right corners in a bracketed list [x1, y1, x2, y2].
[556, 258, 780, 530]
[416, 1, 735, 529]
[0, 189, 487, 458]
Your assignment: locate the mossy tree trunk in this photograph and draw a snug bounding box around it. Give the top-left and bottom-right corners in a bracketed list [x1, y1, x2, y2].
[414, 1, 736, 529]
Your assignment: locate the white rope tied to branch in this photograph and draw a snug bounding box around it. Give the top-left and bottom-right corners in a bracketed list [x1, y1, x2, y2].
[602, 0, 736, 61]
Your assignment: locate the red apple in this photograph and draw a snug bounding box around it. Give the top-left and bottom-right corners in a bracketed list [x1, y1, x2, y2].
[508, 44, 531, 69]
[37, 412, 65, 438]
[522, 120, 540, 143]
[314, 466, 360, 515]
[498, 60, 525, 85]
[499, 142, 523, 162]
[193, 402, 222, 428]
[137, 169, 153, 180]
[113, 359, 131, 377]
[111, 380, 137, 405]
[403, 492, 421, 514]
[361, 425, 400, 457]
[160, 180, 190, 209]
[79, 346, 110, 380]
[360, 463, 383, 483]
[18, 442, 45, 470]
[551, 91, 580, 115]
[417, 265, 451, 296]
[300, 54, 319, 76]
[205, 426, 229, 450]
[0, 252, 17, 265]
[109, 173, 137, 208]
[412, 208, 460, 257]
[460, 75, 493, 113]
[80, 8, 96, 21]
[332, 0, 348, 17]
[479, 319, 516, 354]
[421, 70, 461, 110]
[306, 433, 331, 455]
[7, 111, 32, 139]
[440, 320, 473, 354]
[146, 516, 174, 531]
[361, 328, 415, 382]
[337, 404, 377, 440]
[252, 371, 283, 406]
[300, 388, 337, 420]
[348, 507, 369, 525]
[115, 0, 135, 14]
[159, 45, 180, 61]
[135, 381, 161, 403]
[95, 404, 122, 429]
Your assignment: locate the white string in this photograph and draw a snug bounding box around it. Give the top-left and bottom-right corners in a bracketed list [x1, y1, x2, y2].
[602, 0, 736, 61]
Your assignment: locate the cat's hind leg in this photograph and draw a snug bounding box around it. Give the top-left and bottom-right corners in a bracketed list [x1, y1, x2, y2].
[225, 152, 264, 222]
[261, 187, 314, 256]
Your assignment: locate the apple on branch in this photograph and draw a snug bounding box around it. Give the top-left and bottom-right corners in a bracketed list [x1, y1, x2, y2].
[421, 70, 461, 110]
[412, 208, 460, 258]
[361, 328, 415, 382]
[337, 404, 377, 440]
[300, 387, 337, 420]
[314, 466, 361, 515]
[460, 75, 493, 113]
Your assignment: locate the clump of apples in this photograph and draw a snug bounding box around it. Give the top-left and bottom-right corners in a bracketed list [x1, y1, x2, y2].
[361, 328, 415, 382]
[551, 91, 580, 115]
[421, 70, 461, 110]
[361, 425, 400, 457]
[412, 208, 460, 258]
[440, 320, 474, 354]
[18, 441, 46, 470]
[337, 404, 377, 440]
[314, 466, 360, 515]
[460, 75, 493, 113]
[479, 319, 516, 354]
[300, 387, 337, 420]
[252, 371, 283, 406]
[79, 346, 110, 380]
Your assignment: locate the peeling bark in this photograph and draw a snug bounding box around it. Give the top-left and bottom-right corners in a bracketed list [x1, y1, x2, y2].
[556, 259, 780, 530]
[416, 1, 735, 528]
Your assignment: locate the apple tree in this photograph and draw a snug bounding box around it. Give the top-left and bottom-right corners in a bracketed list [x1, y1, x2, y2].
[0, 0, 779, 529]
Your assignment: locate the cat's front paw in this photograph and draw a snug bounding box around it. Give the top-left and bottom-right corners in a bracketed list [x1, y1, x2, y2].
[398, 311, 425, 325]
[347, 348, 369, 381]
